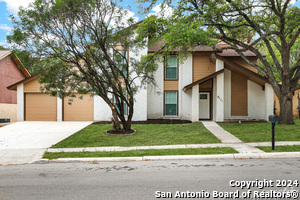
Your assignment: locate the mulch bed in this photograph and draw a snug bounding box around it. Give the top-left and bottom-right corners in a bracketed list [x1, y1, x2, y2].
[219, 120, 267, 123]
[106, 129, 136, 135]
[93, 119, 192, 125]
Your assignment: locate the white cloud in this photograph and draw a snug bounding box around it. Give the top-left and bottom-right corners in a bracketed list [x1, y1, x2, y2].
[0, 0, 34, 15]
[291, 0, 296, 4]
[0, 24, 12, 32]
[147, 3, 173, 18]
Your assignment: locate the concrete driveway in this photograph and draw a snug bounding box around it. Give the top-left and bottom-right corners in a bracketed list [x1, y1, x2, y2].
[0, 121, 92, 165]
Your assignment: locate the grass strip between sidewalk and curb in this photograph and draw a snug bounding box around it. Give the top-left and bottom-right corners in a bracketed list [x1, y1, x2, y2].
[43, 147, 238, 159]
[51, 123, 221, 148]
[218, 118, 300, 143]
[257, 145, 300, 152]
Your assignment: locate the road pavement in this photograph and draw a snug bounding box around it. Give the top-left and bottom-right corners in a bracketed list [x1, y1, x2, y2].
[0, 158, 299, 200]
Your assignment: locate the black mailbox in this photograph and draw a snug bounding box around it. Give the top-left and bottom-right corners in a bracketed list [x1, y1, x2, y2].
[268, 115, 278, 123]
[268, 115, 278, 150]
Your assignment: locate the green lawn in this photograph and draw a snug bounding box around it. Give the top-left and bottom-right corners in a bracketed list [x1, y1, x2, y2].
[218, 119, 300, 143]
[258, 145, 300, 152]
[43, 147, 238, 159]
[52, 122, 221, 148]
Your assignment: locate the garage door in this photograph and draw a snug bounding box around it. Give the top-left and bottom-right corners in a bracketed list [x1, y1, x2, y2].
[25, 93, 57, 121]
[64, 94, 94, 121]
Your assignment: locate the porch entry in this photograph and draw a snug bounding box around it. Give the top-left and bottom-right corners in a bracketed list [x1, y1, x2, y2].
[199, 92, 210, 120]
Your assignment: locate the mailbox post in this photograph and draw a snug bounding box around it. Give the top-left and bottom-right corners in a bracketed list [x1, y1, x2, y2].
[268, 115, 278, 150]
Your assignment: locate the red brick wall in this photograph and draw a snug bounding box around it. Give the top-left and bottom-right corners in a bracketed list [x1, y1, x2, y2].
[0, 55, 25, 104]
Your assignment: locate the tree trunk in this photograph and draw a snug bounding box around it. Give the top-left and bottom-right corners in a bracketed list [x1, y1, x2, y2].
[278, 94, 295, 125]
[111, 107, 121, 130]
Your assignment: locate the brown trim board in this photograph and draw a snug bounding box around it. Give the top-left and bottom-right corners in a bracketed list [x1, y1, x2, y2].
[183, 69, 224, 91]
[215, 54, 268, 86]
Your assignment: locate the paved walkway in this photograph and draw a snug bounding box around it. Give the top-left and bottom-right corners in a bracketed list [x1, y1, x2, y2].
[201, 121, 264, 153]
[0, 121, 92, 165]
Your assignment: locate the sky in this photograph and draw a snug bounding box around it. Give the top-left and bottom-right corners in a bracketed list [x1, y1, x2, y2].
[0, 0, 299, 48]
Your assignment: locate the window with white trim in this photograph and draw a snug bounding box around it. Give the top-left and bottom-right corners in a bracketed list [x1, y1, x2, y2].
[165, 55, 177, 80]
[165, 91, 177, 115]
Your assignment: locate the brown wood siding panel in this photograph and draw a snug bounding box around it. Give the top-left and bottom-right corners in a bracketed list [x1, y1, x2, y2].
[230, 57, 258, 73]
[164, 81, 178, 90]
[0, 56, 25, 103]
[199, 79, 213, 89]
[25, 93, 57, 121]
[64, 94, 94, 121]
[24, 78, 43, 93]
[193, 53, 216, 81]
[231, 71, 248, 116]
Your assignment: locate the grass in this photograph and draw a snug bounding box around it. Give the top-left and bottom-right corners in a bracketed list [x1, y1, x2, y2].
[218, 118, 300, 143]
[43, 147, 238, 159]
[258, 145, 300, 152]
[52, 122, 221, 148]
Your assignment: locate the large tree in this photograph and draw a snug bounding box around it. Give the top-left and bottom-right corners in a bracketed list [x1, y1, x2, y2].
[137, 0, 300, 124]
[8, 0, 155, 132]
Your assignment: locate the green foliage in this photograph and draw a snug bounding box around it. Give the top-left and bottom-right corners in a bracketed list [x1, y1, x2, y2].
[7, 0, 157, 130]
[258, 145, 300, 152]
[0, 45, 8, 50]
[52, 123, 221, 148]
[218, 118, 300, 142]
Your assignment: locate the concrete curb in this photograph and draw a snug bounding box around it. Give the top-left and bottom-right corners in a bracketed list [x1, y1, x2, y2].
[35, 152, 300, 164]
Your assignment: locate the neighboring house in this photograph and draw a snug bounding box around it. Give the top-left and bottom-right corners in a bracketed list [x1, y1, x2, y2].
[7, 43, 274, 122]
[274, 89, 300, 118]
[0, 50, 31, 123]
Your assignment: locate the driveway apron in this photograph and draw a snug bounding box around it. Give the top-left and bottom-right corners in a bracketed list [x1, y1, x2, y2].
[0, 121, 92, 165]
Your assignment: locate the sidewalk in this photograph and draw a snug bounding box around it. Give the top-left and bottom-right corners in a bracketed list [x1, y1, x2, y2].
[40, 121, 300, 164]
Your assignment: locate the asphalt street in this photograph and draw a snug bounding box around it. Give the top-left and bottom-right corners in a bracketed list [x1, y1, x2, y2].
[0, 158, 299, 200]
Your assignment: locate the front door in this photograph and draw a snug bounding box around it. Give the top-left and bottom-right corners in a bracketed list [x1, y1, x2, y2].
[199, 92, 210, 119]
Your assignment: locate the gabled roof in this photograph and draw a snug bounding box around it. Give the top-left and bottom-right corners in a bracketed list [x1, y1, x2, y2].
[183, 55, 269, 91]
[0, 50, 11, 60]
[0, 50, 31, 78]
[215, 54, 268, 86]
[7, 76, 37, 91]
[148, 41, 257, 57]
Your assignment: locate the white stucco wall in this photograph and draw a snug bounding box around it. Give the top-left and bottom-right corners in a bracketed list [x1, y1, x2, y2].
[191, 84, 199, 121]
[212, 77, 217, 121]
[94, 95, 112, 121]
[57, 97, 63, 121]
[215, 60, 225, 122]
[179, 54, 193, 120]
[132, 86, 147, 121]
[129, 41, 148, 121]
[264, 83, 274, 121]
[17, 84, 24, 121]
[147, 56, 164, 119]
[224, 69, 231, 119]
[248, 80, 265, 120]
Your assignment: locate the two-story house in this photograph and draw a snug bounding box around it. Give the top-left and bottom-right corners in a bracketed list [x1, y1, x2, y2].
[7, 43, 274, 122]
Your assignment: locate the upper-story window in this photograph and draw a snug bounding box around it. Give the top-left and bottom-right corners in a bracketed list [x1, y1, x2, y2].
[165, 55, 178, 80]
